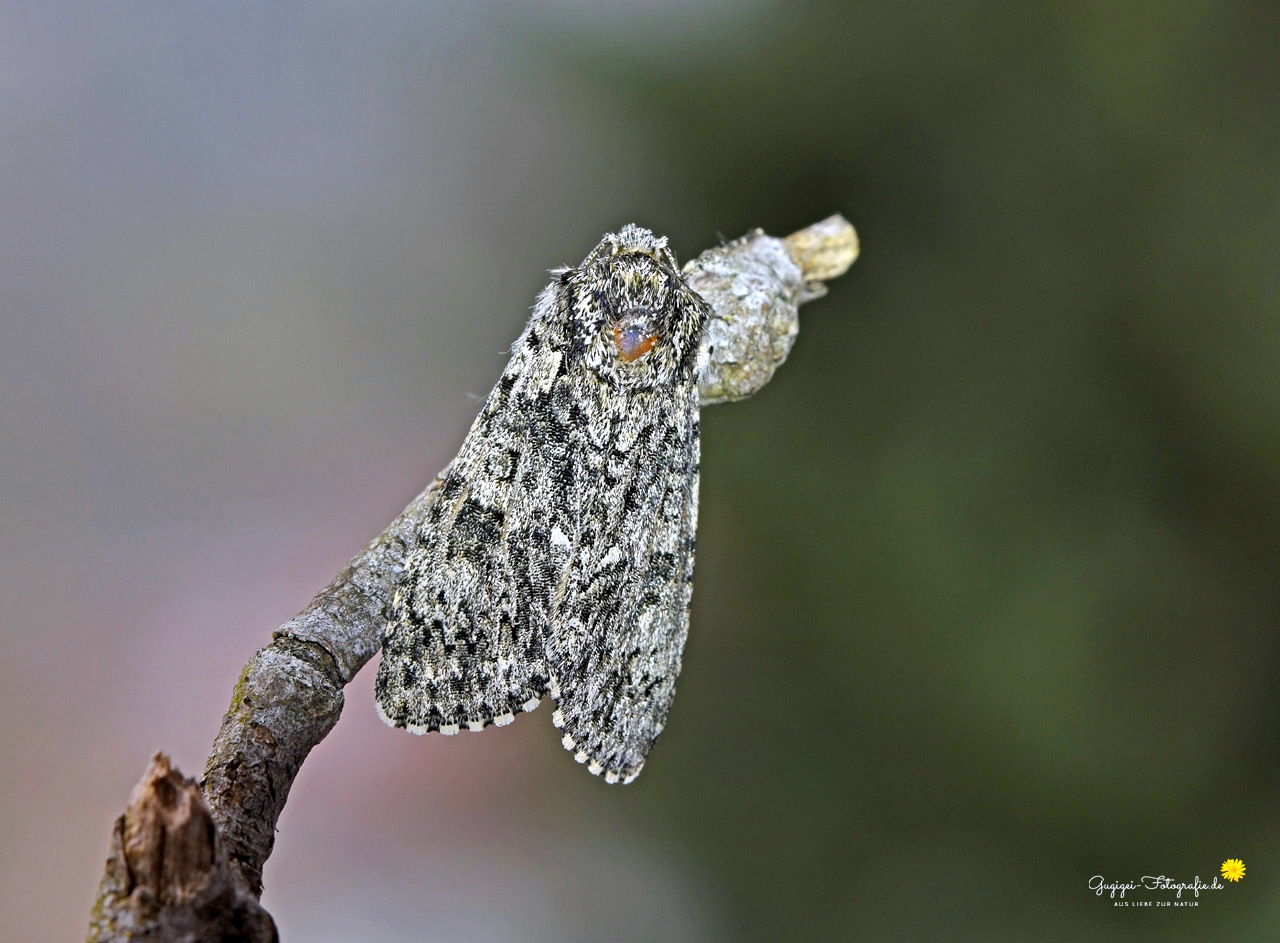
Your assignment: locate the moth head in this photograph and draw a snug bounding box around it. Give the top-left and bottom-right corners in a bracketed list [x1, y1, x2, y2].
[560, 225, 709, 389]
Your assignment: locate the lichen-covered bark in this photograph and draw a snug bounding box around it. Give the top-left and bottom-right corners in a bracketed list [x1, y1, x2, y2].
[86, 216, 857, 940]
[200, 474, 442, 898]
[690, 215, 858, 405]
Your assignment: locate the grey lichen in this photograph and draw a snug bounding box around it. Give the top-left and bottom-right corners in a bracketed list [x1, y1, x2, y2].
[690, 215, 859, 405]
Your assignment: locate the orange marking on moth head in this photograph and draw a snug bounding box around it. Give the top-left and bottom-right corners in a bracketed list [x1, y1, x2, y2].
[613, 326, 658, 362]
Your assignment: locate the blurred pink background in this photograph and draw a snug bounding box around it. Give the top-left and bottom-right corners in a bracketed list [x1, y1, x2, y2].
[1, 4, 728, 940]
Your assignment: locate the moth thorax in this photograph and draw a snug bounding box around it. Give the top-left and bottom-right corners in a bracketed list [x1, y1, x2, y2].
[612, 305, 659, 363]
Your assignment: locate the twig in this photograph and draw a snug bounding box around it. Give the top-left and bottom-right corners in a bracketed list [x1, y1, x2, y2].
[86, 216, 858, 942]
[88, 753, 276, 943]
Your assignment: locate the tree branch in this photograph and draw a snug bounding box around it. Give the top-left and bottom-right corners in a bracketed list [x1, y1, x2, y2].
[86, 216, 858, 942]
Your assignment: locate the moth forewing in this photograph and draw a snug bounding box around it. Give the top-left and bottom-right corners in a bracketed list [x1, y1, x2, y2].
[376, 225, 709, 782]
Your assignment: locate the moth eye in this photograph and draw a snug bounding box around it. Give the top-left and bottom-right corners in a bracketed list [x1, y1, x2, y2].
[613, 325, 657, 363]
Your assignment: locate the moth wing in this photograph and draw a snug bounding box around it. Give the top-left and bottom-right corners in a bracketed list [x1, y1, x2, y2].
[375, 340, 567, 733]
[546, 382, 700, 783]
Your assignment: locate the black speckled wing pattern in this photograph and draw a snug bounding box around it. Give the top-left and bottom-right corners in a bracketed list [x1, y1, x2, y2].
[375, 225, 708, 783]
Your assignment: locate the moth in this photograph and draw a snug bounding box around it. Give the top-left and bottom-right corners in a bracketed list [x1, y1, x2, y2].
[376, 225, 709, 783]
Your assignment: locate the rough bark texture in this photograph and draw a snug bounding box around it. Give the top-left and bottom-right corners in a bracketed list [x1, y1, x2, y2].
[201, 474, 444, 899]
[86, 216, 858, 941]
[87, 754, 277, 943]
[689, 215, 859, 405]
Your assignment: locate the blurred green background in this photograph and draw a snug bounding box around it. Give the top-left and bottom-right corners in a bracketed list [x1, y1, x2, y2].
[3, 2, 1278, 940]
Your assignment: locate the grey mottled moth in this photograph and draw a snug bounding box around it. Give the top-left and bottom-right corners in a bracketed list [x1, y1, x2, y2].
[376, 225, 709, 783]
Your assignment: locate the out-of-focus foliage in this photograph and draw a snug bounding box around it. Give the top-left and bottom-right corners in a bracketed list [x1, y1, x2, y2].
[3, 2, 1277, 941]
[522, 2, 1280, 939]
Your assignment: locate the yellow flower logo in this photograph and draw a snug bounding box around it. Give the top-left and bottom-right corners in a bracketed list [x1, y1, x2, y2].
[1221, 859, 1246, 882]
